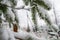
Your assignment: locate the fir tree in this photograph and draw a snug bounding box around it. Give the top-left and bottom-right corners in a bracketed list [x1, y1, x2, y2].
[23, 0, 51, 32]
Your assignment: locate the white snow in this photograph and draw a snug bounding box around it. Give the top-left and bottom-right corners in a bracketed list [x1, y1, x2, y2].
[1, 0, 60, 40]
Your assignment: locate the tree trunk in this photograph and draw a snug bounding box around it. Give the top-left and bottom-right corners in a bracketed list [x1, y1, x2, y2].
[13, 24, 18, 32]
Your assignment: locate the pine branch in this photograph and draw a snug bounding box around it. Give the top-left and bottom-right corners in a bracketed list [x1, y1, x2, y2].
[0, 2, 35, 11]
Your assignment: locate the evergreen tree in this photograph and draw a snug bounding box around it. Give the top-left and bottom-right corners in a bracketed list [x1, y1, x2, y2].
[1, 0, 59, 40]
[23, 0, 51, 32]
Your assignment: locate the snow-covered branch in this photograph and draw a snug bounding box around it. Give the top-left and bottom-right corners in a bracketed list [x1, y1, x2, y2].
[13, 30, 42, 40]
[0, 2, 35, 11]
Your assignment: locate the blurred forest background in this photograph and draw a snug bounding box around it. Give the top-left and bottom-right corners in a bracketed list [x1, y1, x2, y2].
[0, 0, 60, 40]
